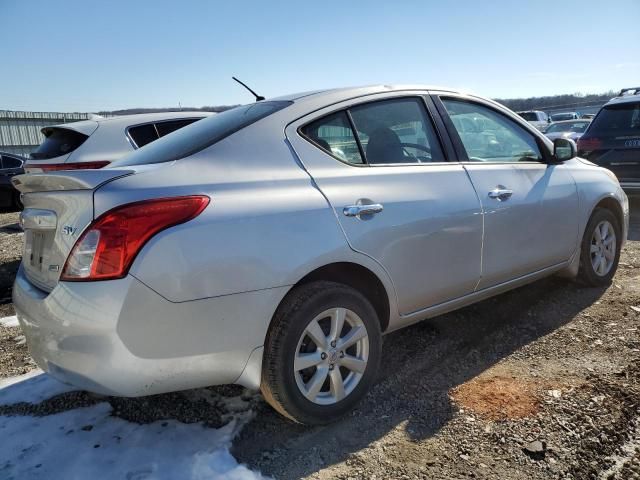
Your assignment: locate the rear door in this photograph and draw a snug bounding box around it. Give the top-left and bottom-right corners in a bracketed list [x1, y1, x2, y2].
[286, 93, 483, 315]
[578, 101, 640, 183]
[432, 93, 579, 289]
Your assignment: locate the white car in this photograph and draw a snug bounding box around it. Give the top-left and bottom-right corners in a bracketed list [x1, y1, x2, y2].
[517, 110, 550, 131]
[25, 112, 212, 172]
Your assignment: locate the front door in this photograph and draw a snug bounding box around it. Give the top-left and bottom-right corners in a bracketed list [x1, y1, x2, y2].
[434, 95, 579, 289]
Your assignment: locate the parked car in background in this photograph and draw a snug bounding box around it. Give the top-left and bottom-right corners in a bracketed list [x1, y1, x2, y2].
[578, 87, 640, 195]
[25, 112, 212, 172]
[517, 110, 550, 131]
[0, 152, 25, 210]
[550, 112, 579, 122]
[581, 113, 596, 119]
[12, 85, 628, 425]
[544, 119, 591, 143]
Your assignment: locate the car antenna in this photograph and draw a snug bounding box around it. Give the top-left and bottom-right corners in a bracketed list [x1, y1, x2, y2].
[232, 76, 265, 102]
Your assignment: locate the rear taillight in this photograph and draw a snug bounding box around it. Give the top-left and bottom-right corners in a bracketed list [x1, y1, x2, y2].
[577, 137, 602, 155]
[61, 195, 209, 281]
[34, 161, 111, 171]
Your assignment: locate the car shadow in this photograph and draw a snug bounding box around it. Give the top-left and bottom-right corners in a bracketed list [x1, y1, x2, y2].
[232, 275, 608, 479]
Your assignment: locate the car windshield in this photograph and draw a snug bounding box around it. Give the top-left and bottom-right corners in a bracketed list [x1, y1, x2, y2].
[546, 121, 590, 134]
[589, 103, 640, 137]
[110, 101, 292, 167]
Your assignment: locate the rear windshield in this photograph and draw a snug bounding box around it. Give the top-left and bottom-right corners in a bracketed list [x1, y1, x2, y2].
[551, 113, 576, 121]
[546, 121, 590, 134]
[111, 101, 292, 167]
[589, 103, 640, 137]
[518, 112, 538, 121]
[30, 128, 88, 160]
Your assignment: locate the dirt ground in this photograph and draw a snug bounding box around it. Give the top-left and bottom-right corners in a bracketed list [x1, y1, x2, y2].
[1, 201, 640, 480]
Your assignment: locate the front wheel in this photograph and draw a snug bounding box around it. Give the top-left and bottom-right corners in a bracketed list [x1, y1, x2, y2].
[261, 281, 382, 425]
[577, 208, 621, 286]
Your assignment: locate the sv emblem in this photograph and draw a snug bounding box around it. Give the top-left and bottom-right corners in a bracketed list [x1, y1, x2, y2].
[62, 225, 75, 236]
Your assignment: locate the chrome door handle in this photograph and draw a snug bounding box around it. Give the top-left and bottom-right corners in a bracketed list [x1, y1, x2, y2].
[343, 203, 384, 217]
[488, 187, 513, 201]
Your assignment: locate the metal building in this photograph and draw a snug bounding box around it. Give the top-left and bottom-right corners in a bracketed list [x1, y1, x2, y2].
[0, 110, 93, 157]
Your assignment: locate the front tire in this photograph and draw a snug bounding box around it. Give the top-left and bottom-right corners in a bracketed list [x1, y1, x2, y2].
[261, 281, 382, 425]
[577, 208, 621, 286]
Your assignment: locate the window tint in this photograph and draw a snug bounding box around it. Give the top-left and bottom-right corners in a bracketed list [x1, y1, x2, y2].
[519, 112, 537, 121]
[2, 156, 22, 168]
[156, 118, 200, 137]
[546, 121, 590, 134]
[128, 123, 159, 148]
[589, 103, 640, 137]
[112, 101, 291, 167]
[442, 99, 543, 163]
[30, 128, 88, 160]
[349, 98, 444, 164]
[301, 111, 364, 164]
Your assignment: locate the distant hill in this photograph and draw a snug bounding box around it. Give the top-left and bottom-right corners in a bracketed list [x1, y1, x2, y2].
[97, 105, 239, 116]
[495, 91, 616, 112]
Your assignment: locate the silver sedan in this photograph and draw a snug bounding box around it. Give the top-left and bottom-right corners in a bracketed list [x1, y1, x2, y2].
[12, 85, 629, 424]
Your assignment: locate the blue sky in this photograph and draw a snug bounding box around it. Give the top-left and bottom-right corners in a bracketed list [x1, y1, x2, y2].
[1, 0, 639, 112]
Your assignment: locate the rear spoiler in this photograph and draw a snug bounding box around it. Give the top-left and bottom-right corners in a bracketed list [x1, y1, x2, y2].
[12, 169, 134, 194]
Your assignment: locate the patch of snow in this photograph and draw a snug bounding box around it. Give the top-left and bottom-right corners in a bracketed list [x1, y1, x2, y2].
[0, 370, 78, 405]
[0, 315, 19, 327]
[0, 372, 268, 480]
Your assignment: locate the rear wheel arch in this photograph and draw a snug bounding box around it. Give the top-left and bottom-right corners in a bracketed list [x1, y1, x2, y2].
[276, 262, 391, 334]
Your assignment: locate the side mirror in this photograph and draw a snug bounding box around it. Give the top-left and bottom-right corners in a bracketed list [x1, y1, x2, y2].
[553, 138, 577, 162]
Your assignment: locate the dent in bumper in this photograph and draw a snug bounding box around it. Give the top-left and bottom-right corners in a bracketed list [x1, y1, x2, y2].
[12, 266, 287, 396]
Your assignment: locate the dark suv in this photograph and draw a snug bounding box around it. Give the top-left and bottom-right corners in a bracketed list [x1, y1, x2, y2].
[578, 87, 640, 195]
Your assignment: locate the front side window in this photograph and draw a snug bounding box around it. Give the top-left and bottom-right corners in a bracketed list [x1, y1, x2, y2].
[300, 97, 445, 165]
[442, 99, 543, 163]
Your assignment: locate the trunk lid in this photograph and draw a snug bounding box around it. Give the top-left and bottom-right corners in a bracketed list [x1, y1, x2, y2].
[14, 169, 134, 292]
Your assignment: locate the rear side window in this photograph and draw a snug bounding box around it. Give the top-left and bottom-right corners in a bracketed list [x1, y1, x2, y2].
[300, 97, 445, 165]
[2, 156, 22, 168]
[128, 123, 159, 148]
[30, 128, 88, 160]
[111, 102, 291, 167]
[156, 118, 200, 137]
[589, 103, 640, 137]
[301, 112, 364, 164]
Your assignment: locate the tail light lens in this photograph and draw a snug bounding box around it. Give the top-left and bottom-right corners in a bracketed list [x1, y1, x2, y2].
[31, 161, 111, 172]
[61, 195, 209, 281]
[577, 137, 602, 155]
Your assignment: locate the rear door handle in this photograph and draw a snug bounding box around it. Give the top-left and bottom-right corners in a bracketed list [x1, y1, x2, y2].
[343, 203, 384, 217]
[488, 187, 513, 201]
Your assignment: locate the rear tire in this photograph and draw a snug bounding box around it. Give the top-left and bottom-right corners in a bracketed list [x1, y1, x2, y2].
[577, 208, 621, 286]
[261, 281, 382, 425]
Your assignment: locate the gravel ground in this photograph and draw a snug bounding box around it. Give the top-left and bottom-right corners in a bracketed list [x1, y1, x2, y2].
[1, 201, 640, 480]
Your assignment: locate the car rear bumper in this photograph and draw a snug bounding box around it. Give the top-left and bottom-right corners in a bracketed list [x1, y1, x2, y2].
[12, 265, 287, 396]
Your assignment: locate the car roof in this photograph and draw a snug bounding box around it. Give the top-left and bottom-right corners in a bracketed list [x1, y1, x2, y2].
[272, 84, 463, 104]
[44, 111, 213, 136]
[606, 94, 640, 106]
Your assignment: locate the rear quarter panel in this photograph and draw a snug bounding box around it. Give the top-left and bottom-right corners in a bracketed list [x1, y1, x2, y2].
[94, 125, 399, 316]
